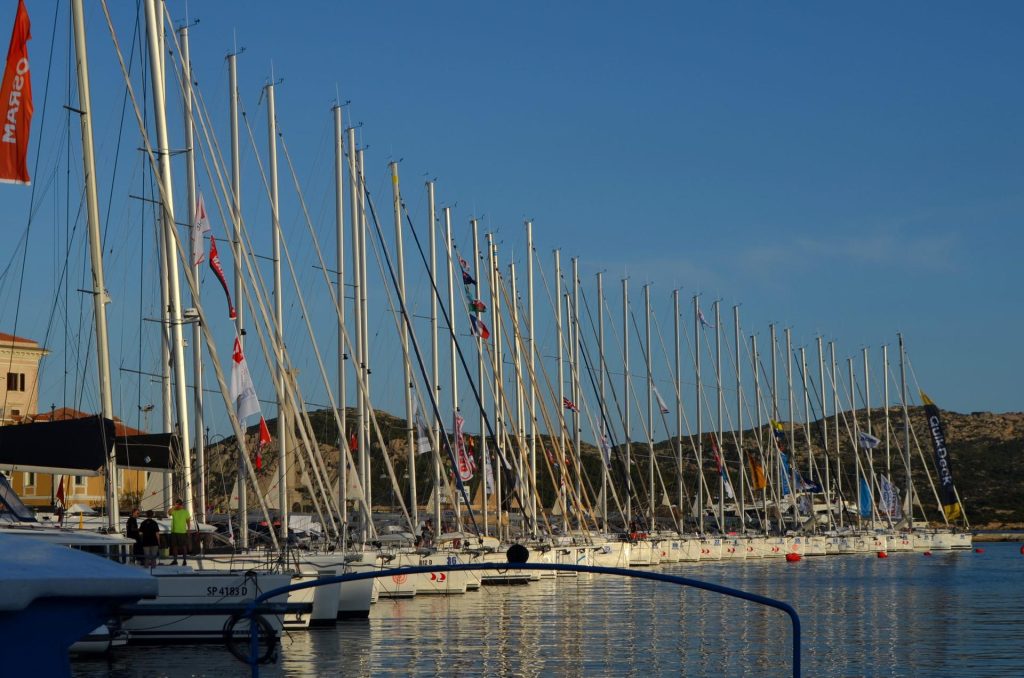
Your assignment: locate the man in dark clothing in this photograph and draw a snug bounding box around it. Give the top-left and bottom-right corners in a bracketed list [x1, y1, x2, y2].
[126, 508, 143, 563]
[139, 510, 161, 568]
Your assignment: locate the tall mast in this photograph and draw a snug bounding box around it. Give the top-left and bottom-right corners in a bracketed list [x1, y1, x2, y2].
[180, 25, 205, 525]
[883, 344, 891, 481]
[144, 0, 193, 522]
[486, 233, 500, 537]
[831, 341, 842, 529]
[228, 51, 246, 547]
[571, 258, 582, 517]
[333, 105, 346, 512]
[346, 127, 361, 541]
[817, 337, 832, 529]
[644, 284, 654, 529]
[597, 272, 608, 529]
[426, 182, 438, 532]
[72, 0, 119, 531]
[734, 305, 744, 533]
[389, 162, 417, 526]
[800, 346, 812, 530]
[554, 250, 564, 530]
[769, 324, 779, 532]
[785, 328, 796, 528]
[715, 301, 724, 532]
[899, 334, 912, 529]
[526, 221, 537, 538]
[470, 219, 482, 535]
[673, 290, 683, 529]
[694, 295, 703, 534]
[863, 347, 876, 525]
[510, 261, 523, 524]
[623, 279, 631, 528]
[265, 82, 288, 541]
[442, 206, 456, 534]
[357, 148, 371, 535]
[849, 357, 860, 529]
[752, 334, 767, 534]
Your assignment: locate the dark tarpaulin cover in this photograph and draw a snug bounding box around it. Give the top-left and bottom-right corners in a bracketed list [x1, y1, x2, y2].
[0, 415, 114, 474]
[115, 433, 178, 470]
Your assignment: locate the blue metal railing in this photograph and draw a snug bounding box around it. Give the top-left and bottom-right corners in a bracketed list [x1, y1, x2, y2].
[241, 562, 801, 677]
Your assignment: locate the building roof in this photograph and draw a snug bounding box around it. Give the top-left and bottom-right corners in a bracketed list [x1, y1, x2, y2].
[0, 332, 38, 347]
[30, 407, 146, 437]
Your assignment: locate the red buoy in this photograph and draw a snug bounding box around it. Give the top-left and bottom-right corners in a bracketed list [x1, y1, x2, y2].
[785, 553, 801, 562]
[877, 551, 888, 558]
[974, 548, 984, 554]
[923, 551, 932, 556]
[1020, 545, 1024, 556]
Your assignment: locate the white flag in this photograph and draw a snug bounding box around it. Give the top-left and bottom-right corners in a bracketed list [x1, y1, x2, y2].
[858, 431, 881, 449]
[230, 337, 261, 422]
[413, 401, 431, 455]
[653, 386, 671, 415]
[191, 192, 212, 266]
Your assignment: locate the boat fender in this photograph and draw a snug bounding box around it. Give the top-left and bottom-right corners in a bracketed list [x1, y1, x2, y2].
[507, 544, 530, 564]
[223, 613, 278, 665]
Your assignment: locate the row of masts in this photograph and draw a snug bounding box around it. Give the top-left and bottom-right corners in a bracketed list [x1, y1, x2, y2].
[72, 2, 959, 550]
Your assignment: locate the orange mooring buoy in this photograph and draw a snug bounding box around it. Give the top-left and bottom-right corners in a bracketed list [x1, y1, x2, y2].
[974, 548, 984, 554]
[1020, 545, 1024, 556]
[877, 551, 888, 558]
[923, 551, 932, 556]
[785, 553, 801, 562]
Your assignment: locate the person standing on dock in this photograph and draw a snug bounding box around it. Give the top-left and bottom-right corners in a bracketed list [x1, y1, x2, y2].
[139, 510, 161, 568]
[169, 499, 191, 566]
[126, 508, 143, 563]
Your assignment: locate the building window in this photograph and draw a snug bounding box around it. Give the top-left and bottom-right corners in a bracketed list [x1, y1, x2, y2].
[5, 372, 25, 392]
[24, 472, 35, 488]
[74, 475, 85, 487]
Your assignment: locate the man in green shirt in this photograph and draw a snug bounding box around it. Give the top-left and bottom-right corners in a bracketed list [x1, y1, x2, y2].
[169, 498, 191, 566]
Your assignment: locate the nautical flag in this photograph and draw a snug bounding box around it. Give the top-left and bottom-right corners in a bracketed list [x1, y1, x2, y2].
[653, 386, 670, 415]
[348, 431, 357, 453]
[462, 269, 476, 286]
[0, 0, 32, 185]
[482, 441, 494, 496]
[747, 452, 767, 491]
[562, 396, 578, 413]
[469, 315, 490, 340]
[598, 421, 613, 464]
[780, 452, 794, 496]
[230, 337, 261, 422]
[413, 401, 431, 455]
[697, 309, 714, 329]
[858, 431, 881, 449]
[191, 193, 212, 265]
[469, 299, 487, 313]
[879, 474, 901, 519]
[859, 474, 873, 518]
[770, 419, 787, 450]
[466, 434, 478, 473]
[453, 413, 473, 483]
[920, 391, 962, 521]
[55, 475, 65, 526]
[256, 417, 271, 470]
[209, 236, 237, 319]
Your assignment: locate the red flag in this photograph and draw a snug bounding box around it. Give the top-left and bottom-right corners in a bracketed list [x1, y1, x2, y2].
[208, 236, 236, 319]
[256, 416, 271, 470]
[348, 432, 357, 453]
[0, 0, 32, 184]
[55, 475, 65, 526]
[469, 315, 490, 340]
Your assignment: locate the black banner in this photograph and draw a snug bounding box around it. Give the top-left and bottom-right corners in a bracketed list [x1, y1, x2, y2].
[921, 392, 961, 521]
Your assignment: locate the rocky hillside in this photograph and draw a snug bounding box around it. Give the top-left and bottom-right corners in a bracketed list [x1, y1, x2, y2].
[203, 406, 1023, 528]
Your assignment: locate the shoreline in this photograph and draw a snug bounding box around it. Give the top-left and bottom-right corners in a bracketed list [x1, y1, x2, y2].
[972, 532, 1024, 542]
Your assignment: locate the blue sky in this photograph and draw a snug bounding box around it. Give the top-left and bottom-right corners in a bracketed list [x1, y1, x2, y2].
[0, 1, 1020, 443]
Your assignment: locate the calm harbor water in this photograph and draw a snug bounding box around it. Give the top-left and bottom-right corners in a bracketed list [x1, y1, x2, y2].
[73, 542, 1024, 677]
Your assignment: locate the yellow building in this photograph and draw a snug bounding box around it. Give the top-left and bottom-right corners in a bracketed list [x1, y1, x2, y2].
[0, 332, 148, 511]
